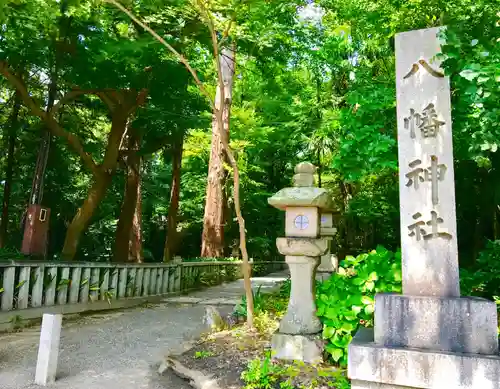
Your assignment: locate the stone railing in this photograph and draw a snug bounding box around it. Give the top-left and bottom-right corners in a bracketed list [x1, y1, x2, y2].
[0, 260, 285, 330]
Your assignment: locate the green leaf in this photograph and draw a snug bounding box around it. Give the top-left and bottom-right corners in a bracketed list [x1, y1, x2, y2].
[340, 322, 355, 332]
[16, 280, 26, 289]
[323, 326, 335, 339]
[364, 304, 375, 315]
[330, 347, 344, 362]
[351, 305, 363, 315]
[459, 69, 480, 81]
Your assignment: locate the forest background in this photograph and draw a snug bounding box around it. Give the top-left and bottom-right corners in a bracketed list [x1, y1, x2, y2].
[0, 0, 498, 270]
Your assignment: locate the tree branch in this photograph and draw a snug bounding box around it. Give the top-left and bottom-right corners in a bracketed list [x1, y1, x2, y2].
[0, 61, 100, 176]
[104, 0, 214, 110]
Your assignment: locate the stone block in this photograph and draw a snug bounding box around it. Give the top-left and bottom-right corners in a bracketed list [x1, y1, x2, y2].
[318, 254, 338, 273]
[35, 314, 62, 386]
[276, 238, 329, 257]
[320, 227, 337, 236]
[348, 328, 500, 389]
[374, 293, 498, 354]
[271, 333, 324, 364]
[285, 207, 319, 238]
[267, 187, 333, 211]
[320, 213, 333, 228]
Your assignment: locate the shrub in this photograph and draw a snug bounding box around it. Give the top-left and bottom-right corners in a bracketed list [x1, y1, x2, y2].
[316, 246, 402, 366]
[460, 240, 500, 299]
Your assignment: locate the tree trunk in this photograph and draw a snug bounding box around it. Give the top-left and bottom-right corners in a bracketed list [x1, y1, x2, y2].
[201, 47, 235, 258]
[113, 134, 142, 263]
[61, 173, 112, 260]
[61, 109, 133, 260]
[317, 148, 322, 188]
[129, 170, 143, 263]
[163, 133, 184, 262]
[0, 92, 21, 248]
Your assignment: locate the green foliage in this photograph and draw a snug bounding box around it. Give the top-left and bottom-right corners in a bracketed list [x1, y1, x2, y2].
[235, 285, 266, 318]
[460, 240, 500, 298]
[194, 350, 214, 359]
[0, 248, 24, 260]
[241, 351, 294, 389]
[316, 246, 402, 366]
[0, 0, 497, 275]
[241, 351, 350, 389]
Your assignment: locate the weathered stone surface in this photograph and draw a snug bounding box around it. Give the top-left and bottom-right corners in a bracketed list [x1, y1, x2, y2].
[294, 162, 316, 175]
[293, 173, 315, 187]
[374, 294, 499, 355]
[396, 27, 460, 298]
[268, 187, 333, 211]
[276, 238, 329, 257]
[348, 328, 500, 389]
[318, 254, 338, 273]
[351, 380, 418, 389]
[279, 255, 322, 334]
[320, 227, 337, 236]
[320, 213, 333, 228]
[271, 333, 324, 364]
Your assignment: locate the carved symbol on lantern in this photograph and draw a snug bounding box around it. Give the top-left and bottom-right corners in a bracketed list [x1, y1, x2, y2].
[294, 215, 309, 230]
[408, 211, 452, 241]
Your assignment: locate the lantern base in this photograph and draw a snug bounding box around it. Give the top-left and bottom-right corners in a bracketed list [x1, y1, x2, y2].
[271, 332, 324, 364]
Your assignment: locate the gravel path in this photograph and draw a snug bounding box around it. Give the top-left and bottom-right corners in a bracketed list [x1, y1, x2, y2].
[0, 271, 288, 389]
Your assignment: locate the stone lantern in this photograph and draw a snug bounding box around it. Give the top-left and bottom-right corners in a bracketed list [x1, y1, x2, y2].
[268, 162, 333, 364]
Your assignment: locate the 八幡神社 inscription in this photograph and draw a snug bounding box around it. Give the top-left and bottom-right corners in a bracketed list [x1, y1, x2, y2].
[404, 103, 445, 139]
[406, 156, 447, 205]
[408, 211, 452, 241]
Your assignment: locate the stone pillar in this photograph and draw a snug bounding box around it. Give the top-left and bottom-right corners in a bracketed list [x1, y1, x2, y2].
[348, 27, 500, 389]
[317, 212, 338, 280]
[35, 314, 62, 386]
[268, 162, 334, 364]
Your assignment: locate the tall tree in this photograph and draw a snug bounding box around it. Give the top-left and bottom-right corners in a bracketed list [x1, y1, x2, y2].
[163, 130, 184, 261]
[0, 89, 21, 247]
[113, 130, 143, 262]
[201, 46, 235, 257]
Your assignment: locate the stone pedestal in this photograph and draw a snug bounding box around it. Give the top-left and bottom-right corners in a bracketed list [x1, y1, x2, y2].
[349, 328, 500, 389]
[272, 239, 327, 362]
[374, 294, 498, 355]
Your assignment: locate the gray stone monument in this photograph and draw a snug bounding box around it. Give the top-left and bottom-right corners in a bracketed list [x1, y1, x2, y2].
[348, 26, 500, 389]
[268, 162, 333, 364]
